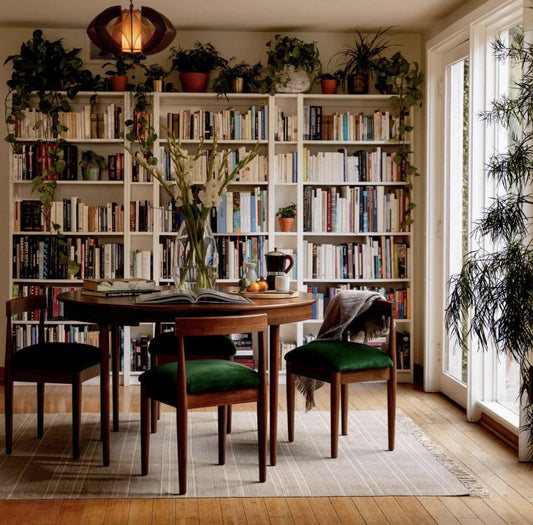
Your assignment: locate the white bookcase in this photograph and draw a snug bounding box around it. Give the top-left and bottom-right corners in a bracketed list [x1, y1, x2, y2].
[8, 91, 414, 384]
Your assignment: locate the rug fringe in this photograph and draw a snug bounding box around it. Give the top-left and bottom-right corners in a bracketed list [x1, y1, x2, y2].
[398, 411, 488, 497]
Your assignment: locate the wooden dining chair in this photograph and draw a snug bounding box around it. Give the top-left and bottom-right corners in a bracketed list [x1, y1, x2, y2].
[147, 324, 237, 433]
[284, 295, 396, 458]
[4, 294, 102, 460]
[139, 313, 268, 495]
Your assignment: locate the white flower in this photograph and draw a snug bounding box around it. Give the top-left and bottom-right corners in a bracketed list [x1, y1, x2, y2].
[198, 178, 223, 208]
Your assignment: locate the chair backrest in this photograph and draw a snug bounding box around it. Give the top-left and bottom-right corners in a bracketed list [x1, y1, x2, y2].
[5, 295, 47, 366]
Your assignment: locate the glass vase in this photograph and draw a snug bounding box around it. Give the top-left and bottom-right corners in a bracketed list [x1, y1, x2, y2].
[172, 219, 218, 290]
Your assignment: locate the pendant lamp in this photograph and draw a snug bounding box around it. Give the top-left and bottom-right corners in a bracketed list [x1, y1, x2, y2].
[87, 1, 176, 56]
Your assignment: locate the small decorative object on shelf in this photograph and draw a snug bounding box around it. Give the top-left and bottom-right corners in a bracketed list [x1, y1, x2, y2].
[80, 150, 106, 180]
[276, 202, 297, 232]
[213, 60, 263, 96]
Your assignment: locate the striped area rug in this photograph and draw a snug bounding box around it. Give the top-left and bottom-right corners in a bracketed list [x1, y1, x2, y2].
[0, 410, 484, 498]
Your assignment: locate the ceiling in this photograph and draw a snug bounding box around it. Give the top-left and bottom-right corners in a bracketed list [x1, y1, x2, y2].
[0, 0, 469, 33]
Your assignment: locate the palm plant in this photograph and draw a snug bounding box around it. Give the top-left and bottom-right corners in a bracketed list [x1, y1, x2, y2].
[445, 30, 533, 458]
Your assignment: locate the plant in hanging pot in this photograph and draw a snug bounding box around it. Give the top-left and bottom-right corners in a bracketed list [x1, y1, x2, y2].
[80, 150, 106, 180]
[264, 34, 321, 93]
[170, 41, 228, 93]
[276, 203, 297, 232]
[213, 60, 264, 97]
[334, 26, 392, 94]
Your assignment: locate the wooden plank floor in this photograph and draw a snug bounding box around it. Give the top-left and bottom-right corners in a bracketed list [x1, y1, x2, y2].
[0, 382, 532, 524]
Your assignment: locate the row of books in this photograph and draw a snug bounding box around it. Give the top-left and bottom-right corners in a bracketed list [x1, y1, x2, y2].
[303, 147, 403, 183]
[12, 104, 123, 140]
[11, 142, 79, 181]
[209, 188, 268, 234]
[303, 106, 395, 142]
[11, 284, 80, 321]
[130, 250, 152, 280]
[11, 323, 100, 351]
[303, 186, 408, 234]
[15, 199, 124, 234]
[13, 235, 125, 280]
[129, 200, 153, 232]
[302, 238, 409, 280]
[157, 146, 268, 184]
[274, 151, 298, 183]
[162, 105, 267, 141]
[274, 106, 297, 142]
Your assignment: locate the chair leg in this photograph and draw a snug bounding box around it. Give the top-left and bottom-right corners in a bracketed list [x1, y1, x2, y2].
[72, 377, 82, 460]
[4, 378, 13, 455]
[140, 384, 150, 475]
[217, 406, 227, 465]
[37, 382, 45, 438]
[177, 404, 188, 495]
[387, 377, 396, 451]
[150, 399, 158, 433]
[227, 405, 232, 434]
[341, 383, 349, 436]
[286, 363, 295, 443]
[330, 372, 341, 458]
[257, 386, 267, 483]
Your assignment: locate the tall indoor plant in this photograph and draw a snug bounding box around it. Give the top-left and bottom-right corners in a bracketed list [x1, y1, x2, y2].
[445, 31, 533, 458]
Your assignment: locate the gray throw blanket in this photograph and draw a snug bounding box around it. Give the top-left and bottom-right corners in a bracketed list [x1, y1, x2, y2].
[296, 290, 387, 410]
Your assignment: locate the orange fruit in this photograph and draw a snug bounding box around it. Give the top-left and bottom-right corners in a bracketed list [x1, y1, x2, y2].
[246, 281, 260, 292]
[257, 280, 268, 291]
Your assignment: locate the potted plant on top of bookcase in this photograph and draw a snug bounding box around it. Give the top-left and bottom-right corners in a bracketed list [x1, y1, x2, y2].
[264, 34, 321, 93]
[169, 41, 228, 92]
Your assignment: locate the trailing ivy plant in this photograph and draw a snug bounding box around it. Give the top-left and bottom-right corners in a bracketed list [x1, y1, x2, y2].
[445, 31, 533, 458]
[4, 30, 104, 277]
[374, 51, 424, 228]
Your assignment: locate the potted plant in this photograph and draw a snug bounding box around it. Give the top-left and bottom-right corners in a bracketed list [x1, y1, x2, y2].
[276, 203, 297, 232]
[335, 26, 391, 94]
[265, 34, 321, 93]
[103, 54, 139, 91]
[142, 63, 169, 92]
[170, 41, 228, 92]
[80, 150, 106, 180]
[213, 60, 263, 96]
[319, 70, 344, 94]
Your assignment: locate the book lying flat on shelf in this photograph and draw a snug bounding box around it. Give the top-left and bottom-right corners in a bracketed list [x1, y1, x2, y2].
[83, 277, 157, 292]
[135, 288, 254, 304]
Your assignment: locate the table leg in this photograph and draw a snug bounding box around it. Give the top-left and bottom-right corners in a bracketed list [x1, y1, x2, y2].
[269, 324, 280, 466]
[99, 325, 111, 466]
[111, 325, 121, 432]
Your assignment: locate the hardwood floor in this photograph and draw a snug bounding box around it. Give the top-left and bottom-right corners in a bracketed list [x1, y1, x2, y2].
[1, 382, 532, 524]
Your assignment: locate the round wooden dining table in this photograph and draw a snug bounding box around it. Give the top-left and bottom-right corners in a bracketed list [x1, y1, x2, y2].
[58, 288, 316, 466]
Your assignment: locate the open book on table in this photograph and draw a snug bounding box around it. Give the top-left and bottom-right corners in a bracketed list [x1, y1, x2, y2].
[134, 288, 254, 304]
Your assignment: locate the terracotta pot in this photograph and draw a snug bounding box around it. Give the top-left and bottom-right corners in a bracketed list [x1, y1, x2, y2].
[321, 79, 338, 94]
[180, 72, 210, 93]
[278, 217, 295, 232]
[111, 75, 128, 92]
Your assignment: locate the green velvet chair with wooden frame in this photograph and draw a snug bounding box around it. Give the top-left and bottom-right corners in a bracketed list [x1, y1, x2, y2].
[4, 294, 102, 461]
[284, 297, 396, 458]
[139, 313, 268, 495]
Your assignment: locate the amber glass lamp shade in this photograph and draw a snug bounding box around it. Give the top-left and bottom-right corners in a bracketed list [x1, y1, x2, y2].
[87, 3, 176, 56]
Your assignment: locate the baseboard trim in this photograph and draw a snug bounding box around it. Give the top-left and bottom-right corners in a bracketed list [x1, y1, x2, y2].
[480, 412, 519, 452]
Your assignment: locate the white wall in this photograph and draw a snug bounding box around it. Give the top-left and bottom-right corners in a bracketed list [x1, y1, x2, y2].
[0, 27, 422, 367]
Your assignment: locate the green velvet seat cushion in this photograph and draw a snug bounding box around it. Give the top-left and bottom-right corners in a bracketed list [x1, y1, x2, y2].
[139, 359, 260, 406]
[284, 340, 393, 372]
[149, 333, 236, 357]
[12, 342, 100, 372]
